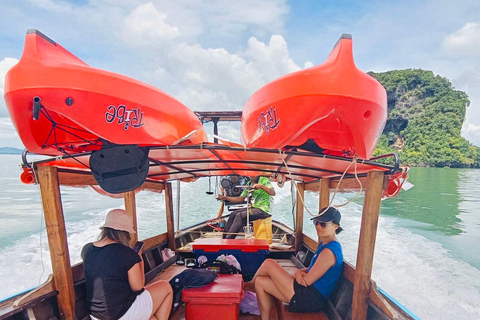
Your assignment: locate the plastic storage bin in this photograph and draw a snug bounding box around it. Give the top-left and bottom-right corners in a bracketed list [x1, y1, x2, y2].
[193, 238, 269, 277]
[182, 274, 244, 320]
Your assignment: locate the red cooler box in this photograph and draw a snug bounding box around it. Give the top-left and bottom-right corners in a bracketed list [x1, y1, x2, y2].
[182, 274, 244, 320]
[193, 238, 269, 277]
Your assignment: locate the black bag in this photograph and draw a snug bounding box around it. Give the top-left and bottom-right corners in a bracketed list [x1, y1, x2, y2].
[199, 260, 241, 274]
[169, 269, 218, 315]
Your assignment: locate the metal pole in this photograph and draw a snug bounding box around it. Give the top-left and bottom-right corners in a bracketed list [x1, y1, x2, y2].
[212, 117, 219, 143]
[176, 180, 181, 233]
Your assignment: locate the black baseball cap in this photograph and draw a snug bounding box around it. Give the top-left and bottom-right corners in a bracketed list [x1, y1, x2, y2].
[311, 207, 341, 225]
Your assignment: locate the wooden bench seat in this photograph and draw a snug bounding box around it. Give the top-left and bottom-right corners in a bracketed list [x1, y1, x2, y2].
[169, 258, 328, 320]
[274, 299, 329, 320]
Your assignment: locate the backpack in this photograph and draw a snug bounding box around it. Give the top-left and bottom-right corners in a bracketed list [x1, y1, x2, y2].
[199, 260, 242, 274]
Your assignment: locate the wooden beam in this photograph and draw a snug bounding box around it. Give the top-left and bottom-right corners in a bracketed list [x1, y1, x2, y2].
[328, 175, 389, 192]
[37, 166, 75, 320]
[164, 182, 175, 250]
[143, 233, 168, 251]
[124, 191, 138, 245]
[13, 275, 55, 308]
[352, 171, 384, 320]
[319, 178, 330, 210]
[369, 281, 399, 320]
[304, 180, 320, 191]
[57, 171, 165, 192]
[302, 234, 318, 252]
[294, 182, 305, 252]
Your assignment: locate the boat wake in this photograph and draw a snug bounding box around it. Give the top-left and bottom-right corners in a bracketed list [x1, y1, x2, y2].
[0, 182, 479, 319]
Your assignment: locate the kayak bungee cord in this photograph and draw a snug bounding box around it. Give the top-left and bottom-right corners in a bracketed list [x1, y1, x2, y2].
[30, 97, 100, 169]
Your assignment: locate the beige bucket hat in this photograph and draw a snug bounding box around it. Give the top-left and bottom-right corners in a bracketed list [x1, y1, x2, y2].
[101, 209, 136, 234]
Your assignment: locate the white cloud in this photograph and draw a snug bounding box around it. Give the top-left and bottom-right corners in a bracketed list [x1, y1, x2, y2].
[461, 121, 480, 147]
[159, 35, 302, 111]
[26, 0, 75, 13]
[442, 22, 480, 57]
[122, 2, 180, 47]
[0, 57, 19, 117]
[0, 118, 23, 149]
[453, 67, 480, 136]
[192, 0, 289, 37]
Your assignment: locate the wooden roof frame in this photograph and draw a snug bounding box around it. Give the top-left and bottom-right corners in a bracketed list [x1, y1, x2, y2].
[22, 144, 403, 320]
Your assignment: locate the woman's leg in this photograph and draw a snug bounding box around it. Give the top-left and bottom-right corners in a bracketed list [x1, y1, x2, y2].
[255, 272, 295, 320]
[248, 259, 295, 298]
[146, 280, 173, 320]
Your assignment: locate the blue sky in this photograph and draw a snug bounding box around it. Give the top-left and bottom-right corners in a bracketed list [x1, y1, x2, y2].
[1, 0, 479, 147]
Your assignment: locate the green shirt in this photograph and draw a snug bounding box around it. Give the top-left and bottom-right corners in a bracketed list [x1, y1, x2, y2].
[241, 176, 273, 213]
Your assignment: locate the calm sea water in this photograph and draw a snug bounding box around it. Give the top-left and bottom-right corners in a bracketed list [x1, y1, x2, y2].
[0, 154, 479, 319]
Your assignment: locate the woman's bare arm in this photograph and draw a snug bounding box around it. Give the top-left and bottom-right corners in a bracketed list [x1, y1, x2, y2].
[127, 255, 145, 291]
[302, 248, 336, 286]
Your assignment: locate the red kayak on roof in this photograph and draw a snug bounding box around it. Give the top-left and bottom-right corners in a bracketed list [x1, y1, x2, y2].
[4, 29, 206, 156]
[241, 34, 387, 160]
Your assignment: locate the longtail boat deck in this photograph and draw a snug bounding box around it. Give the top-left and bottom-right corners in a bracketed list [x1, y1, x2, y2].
[1, 30, 417, 320]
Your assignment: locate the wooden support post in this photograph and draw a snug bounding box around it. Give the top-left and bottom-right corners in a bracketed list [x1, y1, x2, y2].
[164, 182, 175, 250]
[37, 166, 75, 320]
[294, 182, 305, 252]
[319, 178, 330, 210]
[124, 191, 138, 245]
[352, 171, 385, 320]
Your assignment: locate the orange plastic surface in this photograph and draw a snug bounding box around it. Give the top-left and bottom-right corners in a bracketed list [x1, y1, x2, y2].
[192, 238, 269, 252]
[241, 34, 387, 160]
[4, 30, 206, 156]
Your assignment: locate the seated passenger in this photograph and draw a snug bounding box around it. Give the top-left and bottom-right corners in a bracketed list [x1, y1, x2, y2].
[82, 209, 173, 320]
[246, 207, 343, 319]
[216, 175, 275, 239]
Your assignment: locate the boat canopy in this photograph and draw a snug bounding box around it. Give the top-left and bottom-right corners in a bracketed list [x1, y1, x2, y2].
[21, 143, 402, 193]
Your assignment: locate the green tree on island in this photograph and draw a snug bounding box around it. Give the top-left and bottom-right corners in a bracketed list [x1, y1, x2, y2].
[369, 69, 479, 168]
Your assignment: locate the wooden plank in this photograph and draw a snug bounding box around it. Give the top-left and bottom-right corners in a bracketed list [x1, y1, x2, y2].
[342, 261, 356, 284]
[329, 175, 390, 192]
[304, 180, 320, 191]
[294, 182, 305, 252]
[124, 191, 138, 244]
[152, 264, 186, 282]
[37, 166, 75, 320]
[13, 275, 55, 308]
[164, 182, 176, 250]
[368, 281, 399, 320]
[319, 178, 330, 210]
[302, 234, 318, 252]
[143, 233, 168, 251]
[71, 263, 85, 283]
[0, 291, 58, 319]
[57, 171, 165, 192]
[351, 171, 384, 320]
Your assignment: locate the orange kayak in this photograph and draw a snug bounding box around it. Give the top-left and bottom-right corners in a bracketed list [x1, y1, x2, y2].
[241, 34, 387, 160]
[4, 29, 206, 156]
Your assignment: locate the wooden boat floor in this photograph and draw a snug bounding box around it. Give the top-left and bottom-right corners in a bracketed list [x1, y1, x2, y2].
[154, 259, 327, 320]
